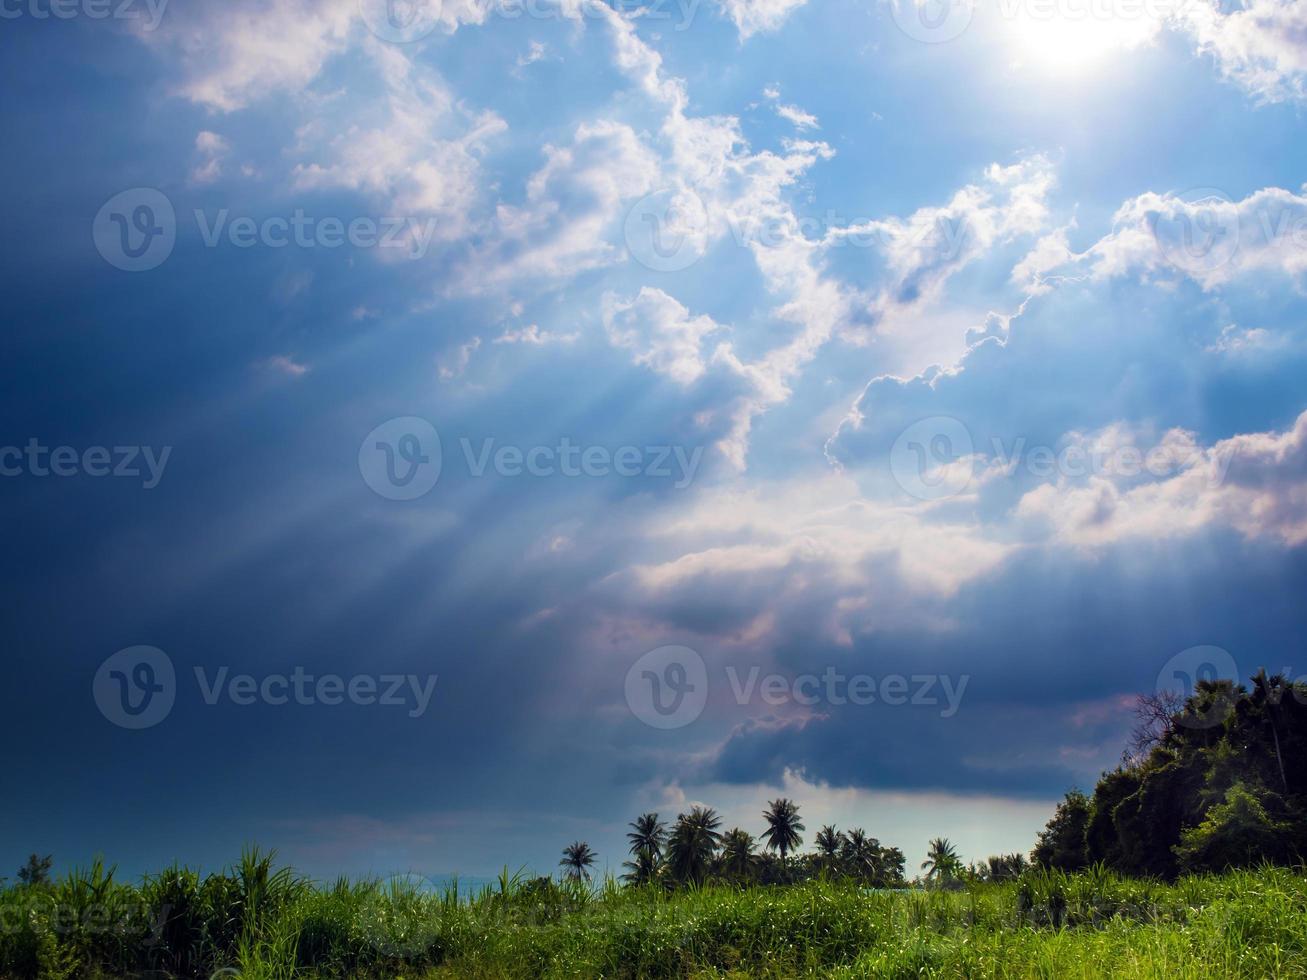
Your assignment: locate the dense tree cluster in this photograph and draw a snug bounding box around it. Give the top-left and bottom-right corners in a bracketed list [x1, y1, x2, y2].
[564, 798, 912, 889]
[1035, 671, 1307, 877]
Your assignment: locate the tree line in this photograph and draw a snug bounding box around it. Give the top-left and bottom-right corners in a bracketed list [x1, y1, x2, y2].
[1033, 670, 1307, 878]
[559, 799, 1033, 889]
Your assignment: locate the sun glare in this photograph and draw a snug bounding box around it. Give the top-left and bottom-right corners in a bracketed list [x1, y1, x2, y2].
[1004, 0, 1168, 74]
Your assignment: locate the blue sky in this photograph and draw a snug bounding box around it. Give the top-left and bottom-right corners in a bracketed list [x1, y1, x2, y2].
[3, 0, 1307, 882]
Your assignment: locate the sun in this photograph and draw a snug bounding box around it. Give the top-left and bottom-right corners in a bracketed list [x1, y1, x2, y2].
[1004, 1, 1168, 74]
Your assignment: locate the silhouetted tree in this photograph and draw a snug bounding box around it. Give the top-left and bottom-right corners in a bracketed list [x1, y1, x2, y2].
[17, 854, 53, 887]
[921, 838, 961, 884]
[1032, 790, 1091, 871]
[667, 806, 722, 886]
[761, 798, 804, 861]
[559, 842, 596, 881]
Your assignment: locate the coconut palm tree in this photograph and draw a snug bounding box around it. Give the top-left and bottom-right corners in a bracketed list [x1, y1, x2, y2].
[559, 841, 597, 881]
[839, 828, 884, 883]
[761, 798, 805, 861]
[719, 828, 757, 882]
[666, 806, 723, 886]
[815, 825, 842, 858]
[921, 837, 961, 884]
[622, 813, 666, 886]
[627, 813, 666, 857]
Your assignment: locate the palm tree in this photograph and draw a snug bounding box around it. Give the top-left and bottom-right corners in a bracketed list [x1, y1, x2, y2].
[815, 825, 842, 858]
[921, 837, 961, 885]
[719, 828, 757, 882]
[814, 825, 844, 874]
[627, 813, 667, 860]
[761, 798, 805, 861]
[559, 841, 597, 881]
[667, 806, 723, 886]
[840, 828, 882, 883]
[622, 813, 666, 886]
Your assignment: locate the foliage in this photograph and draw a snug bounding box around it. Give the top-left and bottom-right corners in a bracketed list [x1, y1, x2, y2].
[760, 798, 805, 861]
[16, 855, 53, 888]
[1032, 790, 1092, 871]
[559, 843, 597, 882]
[5, 860, 1306, 978]
[921, 838, 962, 886]
[1039, 671, 1307, 878]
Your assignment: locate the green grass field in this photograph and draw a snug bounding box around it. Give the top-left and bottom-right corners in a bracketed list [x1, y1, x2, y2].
[3, 855, 1306, 978]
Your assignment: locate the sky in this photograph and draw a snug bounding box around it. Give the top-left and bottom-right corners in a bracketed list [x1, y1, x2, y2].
[3, 0, 1307, 883]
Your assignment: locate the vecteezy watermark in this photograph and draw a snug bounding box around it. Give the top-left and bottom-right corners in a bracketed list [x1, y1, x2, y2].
[357, 0, 442, 41]
[624, 188, 710, 273]
[357, 0, 704, 43]
[1156, 646, 1307, 731]
[93, 188, 176, 272]
[1151, 188, 1239, 276]
[93, 646, 177, 730]
[889, 415, 1232, 501]
[624, 645, 970, 730]
[890, 417, 976, 501]
[889, 0, 974, 43]
[93, 646, 440, 728]
[0, 440, 171, 488]
[1151, 186, 1307, 276]
[93, 188, 438, 272]
[0, 894, 170, 942]
[359, 417, 443, 501]
[890, 0, 1196, 45]
[0, 0, 168, 29]
[359, 417, 704, 499]
[625, 645, 710, 729]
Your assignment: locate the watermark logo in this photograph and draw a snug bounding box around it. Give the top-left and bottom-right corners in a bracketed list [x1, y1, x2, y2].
[890, 416, 975, 500]
[194, 667, 438, 717]
[890, 0, 973, 43]
[94, 190, 438, 271]
[93, 646, 176, 729]
[1157, 645, 1239, 730]
[625, 645, 970, 729]
[360, 419, 704, 497]
[1152, 188, 1239, 276]
[625, 645, 708, 730]
[624, 188, 709, 273]
[357, 873, 441, 956]
[359, 417, 443, 500]
[358, 0, 441, 42]
[0, 0, 168, 29]
[93, 188, 176, 272]
[1, 440, 171, 488]
[888, 419, 1232, 501]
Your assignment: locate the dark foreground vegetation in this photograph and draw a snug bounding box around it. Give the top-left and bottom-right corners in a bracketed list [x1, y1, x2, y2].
[4, 672, 1305, 977]
[2, 859, 1305, 978]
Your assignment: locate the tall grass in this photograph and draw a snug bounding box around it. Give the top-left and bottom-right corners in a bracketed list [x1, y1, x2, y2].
[2, 858, 1303, 978]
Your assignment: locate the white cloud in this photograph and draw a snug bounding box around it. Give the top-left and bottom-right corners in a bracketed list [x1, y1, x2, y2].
[493, 324, 581, 345]
[1177, 0, 1307, 104]
[455, 119, 658, 292]
[189, 130, 231, 185]
[603, 288, 725, 385]
[622, 471, 1013, 605]
[717, 0, 811, 39]
[774, 103, 819, 130]
[257, 354, 311, 377]
[145, 0, 356, 113]
[1205, 323, 1277, 354]
[291, 42, 505, 235]
[516, 40, 548, 69]
[1049, 185, 1307, 291]
[1015, 411, 1307, 547]
[438, 337, 482, 380]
